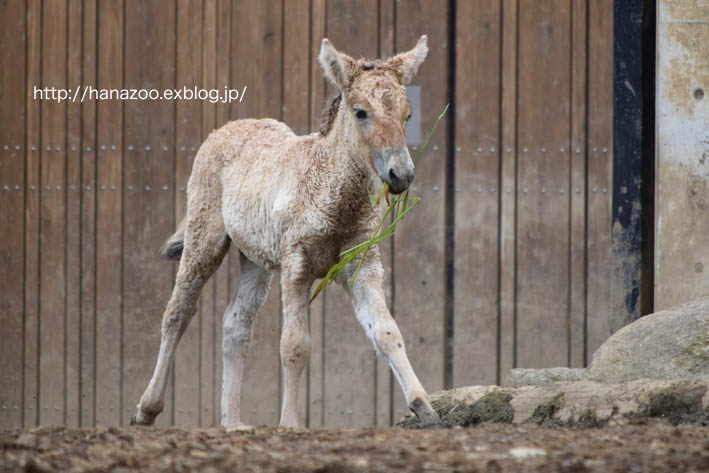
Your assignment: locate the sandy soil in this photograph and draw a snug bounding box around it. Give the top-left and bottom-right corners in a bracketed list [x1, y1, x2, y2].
[2, 419, 708, 472]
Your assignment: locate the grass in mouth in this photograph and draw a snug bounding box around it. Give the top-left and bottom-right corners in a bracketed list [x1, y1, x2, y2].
[310, 103, 449, 303]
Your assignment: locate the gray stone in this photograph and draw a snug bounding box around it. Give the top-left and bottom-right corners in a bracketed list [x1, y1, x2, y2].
[504, 367, 585, 387]
[587, 296, 709, 383]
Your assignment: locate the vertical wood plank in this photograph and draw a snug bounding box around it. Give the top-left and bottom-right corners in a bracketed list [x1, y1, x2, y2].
[65, 0, 83, 428]
[213, 0, 232, 426]
[392, 0, 449, 420]
[586, 0, 613, 359]
[307, 0, 327, 427]
[173, 0, 203, 427]
[39, 0, 67, 426]
[24, 0, 42, 429]
[122, 0, 176, 427]
[515, 0, 571, 369]
[569, 0, 588, 368]
[453, 0, 501, 388]
[284, 0, 311, 137]
[376, 0, 395, 427]
[80, 0, 98, 428]
[322, 0, 378, 427]
[95, 0, 124, 426]
[230, 0, 283, 426]
[200, 0, 218, 427]
[0, 0, 26, 429]
[498, 0, 518, 382]
[283, 0, 311, 424]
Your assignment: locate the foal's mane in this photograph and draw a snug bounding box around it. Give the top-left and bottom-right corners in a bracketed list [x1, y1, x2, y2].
[319, 93, 342, 136]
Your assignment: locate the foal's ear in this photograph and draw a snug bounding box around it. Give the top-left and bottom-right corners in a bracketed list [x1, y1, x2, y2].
[318, 39, 356, 89]
[386, 35, 429, 85]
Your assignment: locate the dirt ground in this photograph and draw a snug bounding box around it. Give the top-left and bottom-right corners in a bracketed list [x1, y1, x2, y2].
[2, 419, 708, 473]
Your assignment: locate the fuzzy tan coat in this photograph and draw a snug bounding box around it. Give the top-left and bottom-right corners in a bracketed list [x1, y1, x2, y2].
[132, 35, 442, 429]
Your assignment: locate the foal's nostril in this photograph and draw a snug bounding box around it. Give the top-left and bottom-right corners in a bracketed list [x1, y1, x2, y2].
[388, 168, 399, 183]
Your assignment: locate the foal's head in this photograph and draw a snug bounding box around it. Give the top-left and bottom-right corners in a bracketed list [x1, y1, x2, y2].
[318, 36, 429, 194]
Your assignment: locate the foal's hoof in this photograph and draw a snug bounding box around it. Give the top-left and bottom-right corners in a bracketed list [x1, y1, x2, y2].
[410, 398, 444, 430]
[226, 423, 255, 433]
[130, 411, 155, 426]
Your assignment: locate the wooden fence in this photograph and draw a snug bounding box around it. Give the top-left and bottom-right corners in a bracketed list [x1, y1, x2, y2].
[0, 0, 612, 429]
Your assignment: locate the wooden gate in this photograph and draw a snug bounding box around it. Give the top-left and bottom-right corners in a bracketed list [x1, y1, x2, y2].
[0, 0, 612, 429]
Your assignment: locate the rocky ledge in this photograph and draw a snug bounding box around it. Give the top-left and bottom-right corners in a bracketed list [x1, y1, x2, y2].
[400, 297, 709, 429]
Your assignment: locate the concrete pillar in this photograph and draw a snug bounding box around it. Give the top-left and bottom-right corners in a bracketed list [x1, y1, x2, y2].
[655, 1, 709, 309]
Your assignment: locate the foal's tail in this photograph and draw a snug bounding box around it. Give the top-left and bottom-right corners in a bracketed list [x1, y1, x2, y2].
[160, 216, 187, 261]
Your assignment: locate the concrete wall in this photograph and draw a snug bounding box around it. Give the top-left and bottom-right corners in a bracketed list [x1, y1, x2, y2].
[655, 1, 709, 309]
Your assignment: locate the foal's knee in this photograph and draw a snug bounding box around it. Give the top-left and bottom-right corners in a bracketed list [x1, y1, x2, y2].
[280, 324, 311, 369]
[373, 318, 405, 355]
[222, 312, 254, 356]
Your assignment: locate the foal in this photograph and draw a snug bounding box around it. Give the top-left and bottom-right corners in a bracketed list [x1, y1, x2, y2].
[132, 36, 441, 428]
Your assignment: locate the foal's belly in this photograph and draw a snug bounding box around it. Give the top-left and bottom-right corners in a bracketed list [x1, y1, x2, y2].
[221, 180, 294, 271]
[222, 205, 283, 271]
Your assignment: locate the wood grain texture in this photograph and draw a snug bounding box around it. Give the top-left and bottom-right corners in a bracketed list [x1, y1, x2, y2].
[515, 0, 571, 369]
[498, 0, 518, 382]
[0, 0, 26, 430]
[0, 0, 620, 428]
[200, 0, 218, 427]
[95, 0, 124, 426]
[23, 0, 42, 429]
[376, 0, 395, 427]
[453, 0, 501, 388]
[392, 0, 449, 419]
[307, 0, 327, 428]
[569, 0, 588, 368]
[212, 0, 232, 426]
[283, 0, 311, 425]
[586, 0, 613, 360]
[122, 0, 176, 427]
[322, 0, 378, 427]
[173, 0, 204, 427]
[230, 0, 283, 426]
[38, 0, 67, 426]
[80, 0, 98, 427]
[65, 0, 83, 428]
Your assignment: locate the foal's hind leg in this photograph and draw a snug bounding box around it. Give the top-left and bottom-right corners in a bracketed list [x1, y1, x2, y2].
[131, 218, 229, 426]
[221, 252, 273, 427]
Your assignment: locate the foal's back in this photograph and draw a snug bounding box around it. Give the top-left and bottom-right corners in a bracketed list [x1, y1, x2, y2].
[191, 118, 318, 269]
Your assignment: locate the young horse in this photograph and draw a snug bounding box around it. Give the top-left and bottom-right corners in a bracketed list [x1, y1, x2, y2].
[131, 36, 442, 428]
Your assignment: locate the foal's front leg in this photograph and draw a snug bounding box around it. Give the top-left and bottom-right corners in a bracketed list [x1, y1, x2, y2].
[347, 259, 442, 428]
[278, 255, 312, 428]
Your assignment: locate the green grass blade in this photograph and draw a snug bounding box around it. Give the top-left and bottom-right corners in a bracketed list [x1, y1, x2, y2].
[413, 103, 449, 165]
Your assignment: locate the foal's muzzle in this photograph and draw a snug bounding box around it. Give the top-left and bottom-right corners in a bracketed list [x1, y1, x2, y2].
[374, 147, 415, 194]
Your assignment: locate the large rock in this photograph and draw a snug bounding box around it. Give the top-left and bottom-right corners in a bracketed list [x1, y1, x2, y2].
[505, 367, 584, 387]
[586, 296, 709, 383]
[503, 297, 709, 388]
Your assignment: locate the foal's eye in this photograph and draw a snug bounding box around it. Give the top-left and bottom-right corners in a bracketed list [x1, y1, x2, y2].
[405, 113, 412, 122]
[355, 108, 368, 120]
